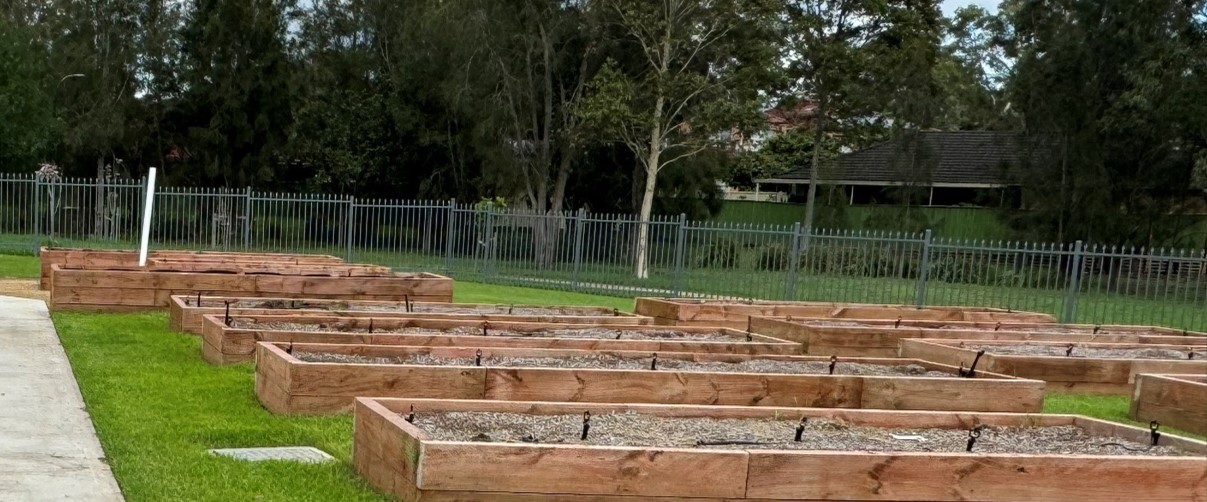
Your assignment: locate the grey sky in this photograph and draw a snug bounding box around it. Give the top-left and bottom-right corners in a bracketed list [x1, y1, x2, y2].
[941, 0, 998, 16]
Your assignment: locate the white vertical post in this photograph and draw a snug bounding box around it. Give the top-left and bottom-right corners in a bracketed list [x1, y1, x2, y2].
[138, 167, 158, 266]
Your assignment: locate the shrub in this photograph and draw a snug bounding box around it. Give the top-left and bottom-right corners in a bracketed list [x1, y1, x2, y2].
[757, 243, 790, 271]
[694, 240, 740, 268]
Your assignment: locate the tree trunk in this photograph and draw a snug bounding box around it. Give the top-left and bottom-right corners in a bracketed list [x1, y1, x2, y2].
[803, 95, 828, 231]
[93, 156, 106, 238]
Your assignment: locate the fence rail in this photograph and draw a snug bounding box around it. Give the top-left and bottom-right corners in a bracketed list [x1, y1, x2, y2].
[2, 173, 1206, 330]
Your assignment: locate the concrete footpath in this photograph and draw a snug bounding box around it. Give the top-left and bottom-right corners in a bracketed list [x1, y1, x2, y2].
[0, 295, 123, 501]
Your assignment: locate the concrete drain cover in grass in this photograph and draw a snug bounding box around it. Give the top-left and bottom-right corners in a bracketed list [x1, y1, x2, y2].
[208, 446, 335, 463]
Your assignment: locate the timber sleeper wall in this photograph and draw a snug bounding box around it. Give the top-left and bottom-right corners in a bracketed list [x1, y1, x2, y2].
[38, 247, 344, 290]
[169, 295, 647, 334]
[1131, 374, 1207, 436]
[49, 265, 453, 312]
[899, 339, 1207, 394]
[254, 342, 1044, 415]
[762, 317, 1206, 337]
[353, 398, 1207, 502]
[750, 317, 1207, 357]
[634, 297, 1056, 329]
[203, 315, 797, 364]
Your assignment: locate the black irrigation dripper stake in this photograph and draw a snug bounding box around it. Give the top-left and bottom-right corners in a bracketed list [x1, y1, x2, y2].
[1065, 344, 1075, 357]
[746, 317, 753, 335]
[404, 295, 412, 313]
[966, 426, 983, 452]
[285, 342, 294, 355]
[290, 300, 298, 309]
[482, 323, 489, 337]
[959, 350, 985, 378]
[994, 322, 1001, 332]
[894, 317, 901, 329]
[650, 353, 658, 371]
[828, 355, 838, 375]
[196, 291, 202, 306]
[580, 411, 591, 440]
[1093, 325, 1102, 334]
[612, 308, 620, 316]
[367, 318, 373, 334]
[1150, 421, 1161, 446]
[475, 349, 482, 367]
[224, 300, 233, 327]
[615, 331, 623, 340]
[1188, 351, 1196, 360]
[406, 405, 416, 424]
[746, 331, 753, 342]
[508, 304, 514, 315]
[794, 417, 807, 442]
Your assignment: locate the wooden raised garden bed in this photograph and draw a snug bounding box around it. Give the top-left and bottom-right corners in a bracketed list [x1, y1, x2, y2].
[899, 339, 1207, 394]
[203, 314, 796, 364]
[38, 247, 344, 290]
[1131, 374, 1207, 436]
[254, 342, 1043, 415]
[751, 316, 1207, 357]
[353, 398, 1207, 502]
[772, 317, 1206, 337]
[169, 295, 647, 334]
[635, 297, 1056, 329]
[48, 264, 453, 312]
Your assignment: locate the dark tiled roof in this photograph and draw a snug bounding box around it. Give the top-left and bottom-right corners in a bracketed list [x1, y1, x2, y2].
[758, 131, 1038, 186]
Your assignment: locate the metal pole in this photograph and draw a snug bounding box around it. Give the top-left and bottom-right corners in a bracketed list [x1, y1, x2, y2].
[32, 176, 41, 252]
[137, 168, 158, 266]
[1061, 240, 1085, 323]
[914, 229, 933, 307]
[785, 222, 803, 299]
[242, 186, 252, 250]
[345, 196, 355, 262]
[672, 213, 687, 296]
[484, 205, 496, 281]
[571, 208, 586, 290]
[443, 199, 457, 274]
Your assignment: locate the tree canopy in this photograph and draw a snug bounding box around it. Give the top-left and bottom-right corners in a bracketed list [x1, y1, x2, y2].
[1, 0, 1205, 247]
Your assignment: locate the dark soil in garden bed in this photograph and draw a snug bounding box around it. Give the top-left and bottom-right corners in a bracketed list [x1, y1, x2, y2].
[961, 344, 1204, 360]
[198, 299, 620, 316]
[409, 411, 1195, 456]
[230, 320, 739, 341]
[295, 352, 950, 377]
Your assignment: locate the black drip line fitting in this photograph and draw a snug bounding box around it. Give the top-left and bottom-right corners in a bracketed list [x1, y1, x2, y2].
[828, 356, 838, 375]
[1065, 344, 1075, 357]
[794, 417, 807, 442]
[650, 353, 658, 371]
[223, 300, 234, 326]
[405, 405, 416, 424]
[475, 349, 483, 367]
[958, 350, 985, 378]
[965, 426, 983, 452]
[1150, 421, 1161, 446]
[580, 411, 591, 440]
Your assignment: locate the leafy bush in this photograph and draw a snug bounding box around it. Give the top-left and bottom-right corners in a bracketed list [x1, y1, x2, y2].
[694, 240, 740, 268]
[757, 243, 790, 271]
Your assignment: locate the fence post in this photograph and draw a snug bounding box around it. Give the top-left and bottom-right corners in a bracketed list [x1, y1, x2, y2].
[913, 229, 933, 307]
[443, 199, 457, 274]
[1061, 240, 1085, 323]
[784, 222, 803, 300]
[32, 177, 41, 253]
[672, 213, 688, 296]
[242, 187, 252, 250]
[345, 196, 355, 262]
[483, 205, 496, 281]
[571, 208, 586, 291]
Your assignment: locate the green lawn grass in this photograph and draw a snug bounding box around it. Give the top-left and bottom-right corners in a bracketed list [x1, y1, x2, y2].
[0, 252, 38, 278]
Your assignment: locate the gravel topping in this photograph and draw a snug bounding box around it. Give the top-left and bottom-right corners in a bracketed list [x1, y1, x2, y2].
[295, 352, 950, 377]
[409, 411, 1195, 456]
[199, 299, 619, 316]
[231, 320, 739, 341]
[962, 344, 1204, 360]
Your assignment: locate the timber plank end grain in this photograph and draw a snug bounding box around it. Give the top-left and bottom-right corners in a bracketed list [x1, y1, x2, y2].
[1131, 373, 1207, 436]
[353, 398, 1207, 502]
[252, 342, 1044, 415]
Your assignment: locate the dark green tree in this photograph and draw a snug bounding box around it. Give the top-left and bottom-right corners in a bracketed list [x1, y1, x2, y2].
[178, 0, 295, 187]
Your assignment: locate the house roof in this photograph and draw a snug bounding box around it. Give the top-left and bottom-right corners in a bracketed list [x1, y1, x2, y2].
[756, 131, 1039, 187]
